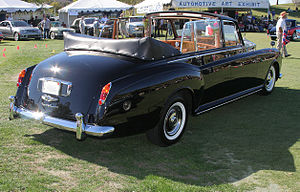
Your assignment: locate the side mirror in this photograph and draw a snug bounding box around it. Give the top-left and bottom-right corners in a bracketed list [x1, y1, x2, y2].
[270, 41, 275, 47]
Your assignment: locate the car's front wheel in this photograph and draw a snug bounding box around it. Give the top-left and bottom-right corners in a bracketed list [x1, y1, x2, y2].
[146, 93, 189, 146]
[261, 65, 276, 95]
[50, 32, 55, 40]
[14, 32, 20, 41]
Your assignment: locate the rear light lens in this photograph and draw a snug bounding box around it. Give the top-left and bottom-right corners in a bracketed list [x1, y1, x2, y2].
[98, 82, 112, 105]
[17, 69, 26, 87]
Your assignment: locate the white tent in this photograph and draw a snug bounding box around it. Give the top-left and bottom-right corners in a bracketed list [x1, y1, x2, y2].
[59, 0, 132, 27]
[0, 0, 38, 12]
[135, 0, 172, 13]
[269, 0, 293, 5]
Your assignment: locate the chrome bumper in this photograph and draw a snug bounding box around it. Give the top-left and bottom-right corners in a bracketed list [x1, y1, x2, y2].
[9, 96, 114, 140]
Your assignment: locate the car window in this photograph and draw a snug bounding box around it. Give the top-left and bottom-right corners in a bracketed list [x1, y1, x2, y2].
[11, 21, 29, 27]
[181, 19, 221, 53]
[51, 22, 62, 27]
[0, 22, 7, 27]
[75, 20, 79, 26]
[223, 21, 241, 47]
[84, 18, 95, 24]
[130, 17, 143, 22]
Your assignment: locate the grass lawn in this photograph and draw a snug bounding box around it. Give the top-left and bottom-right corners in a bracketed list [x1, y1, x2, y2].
[0, 33, 300, 191]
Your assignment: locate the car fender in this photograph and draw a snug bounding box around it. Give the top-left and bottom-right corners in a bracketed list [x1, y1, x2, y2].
[98, 62, 203, 128]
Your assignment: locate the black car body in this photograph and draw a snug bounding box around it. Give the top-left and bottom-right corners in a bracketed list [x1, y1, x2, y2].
[9, 11, 282, 146]
[268, 19, 300, 41]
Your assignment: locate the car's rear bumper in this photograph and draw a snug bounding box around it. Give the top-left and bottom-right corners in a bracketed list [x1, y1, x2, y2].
[9, 96, 114, 140]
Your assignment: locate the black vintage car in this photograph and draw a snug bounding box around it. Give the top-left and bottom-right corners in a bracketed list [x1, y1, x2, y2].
[9, 11, 282, 146]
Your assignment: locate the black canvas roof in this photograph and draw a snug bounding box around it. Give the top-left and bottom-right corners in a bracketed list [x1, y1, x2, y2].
[64, 33, 181, 60]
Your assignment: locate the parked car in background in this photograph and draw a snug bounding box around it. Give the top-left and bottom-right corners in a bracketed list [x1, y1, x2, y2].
[0, 20, 42, 41]
[0, 31, 3, 42]
[9, 11, 282, 146]
[267, 19, 300, 40]
[122, 16, 144, 37]
[49, 21, 75, 39]
[71, 17, 96, 35]
[99, 19, 115, 38]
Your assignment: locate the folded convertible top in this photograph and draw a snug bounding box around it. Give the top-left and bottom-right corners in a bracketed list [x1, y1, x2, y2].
[64, 32, 181, 61]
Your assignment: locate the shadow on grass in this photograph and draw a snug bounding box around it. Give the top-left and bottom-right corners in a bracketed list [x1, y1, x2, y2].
[27, 87, 300, 186]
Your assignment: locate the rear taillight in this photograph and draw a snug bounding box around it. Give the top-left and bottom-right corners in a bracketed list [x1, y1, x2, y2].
[17, 69, 26, 87]
[98, 82, 112, 105]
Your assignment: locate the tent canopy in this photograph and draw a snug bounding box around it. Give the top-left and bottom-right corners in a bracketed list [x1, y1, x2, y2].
[0, 0, 38, 12]
[135, 0, 171, 13]
[59, 0, 132, 14]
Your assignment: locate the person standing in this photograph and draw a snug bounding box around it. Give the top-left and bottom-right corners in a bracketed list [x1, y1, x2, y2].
[40, 16, 51, 39]
[100, 14, 108, 23]
[93, 18, 100, 37]
[79, 16, 85, 35]
[276, 11, 290, 57]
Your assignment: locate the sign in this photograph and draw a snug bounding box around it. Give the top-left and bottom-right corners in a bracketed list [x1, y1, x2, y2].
[172, 0, 269, 9]
[137, 3, 164, 13]
[68, 10, 78, 16]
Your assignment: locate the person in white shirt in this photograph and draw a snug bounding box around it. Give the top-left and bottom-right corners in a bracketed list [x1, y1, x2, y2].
[79, 16, 85, 35]
[276, 11, 290, 57]
[93, 19, 100, 37]
[39, 16, 51, 39]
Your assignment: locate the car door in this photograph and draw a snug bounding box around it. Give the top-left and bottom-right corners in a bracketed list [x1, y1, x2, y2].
[183, 20, 232, 105]
[0, 22, 11, 37]
[222, 20, 260, 93]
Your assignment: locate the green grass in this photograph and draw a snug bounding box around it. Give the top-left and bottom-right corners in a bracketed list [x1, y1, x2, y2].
[1, 33, 300, 191]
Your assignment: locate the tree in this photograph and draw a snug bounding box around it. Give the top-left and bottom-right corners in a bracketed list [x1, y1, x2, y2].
[24, 0, 51, 5]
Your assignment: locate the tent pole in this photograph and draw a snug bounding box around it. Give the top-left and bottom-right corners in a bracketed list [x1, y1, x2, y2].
[67, 12, 70, 28]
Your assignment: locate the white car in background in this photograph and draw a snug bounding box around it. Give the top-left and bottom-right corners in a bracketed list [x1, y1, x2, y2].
[50, 21, 75, 39]
[125, 16, 144, 37]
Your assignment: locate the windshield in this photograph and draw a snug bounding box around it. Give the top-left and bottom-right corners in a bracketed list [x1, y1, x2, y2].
[11, 21, 29, 27]
[130, 17, 143, 23]
[84, 18, 95, 24]
[51, 21, 62, 27]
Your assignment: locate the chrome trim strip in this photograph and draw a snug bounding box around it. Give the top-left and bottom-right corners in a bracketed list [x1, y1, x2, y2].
[9, 96, 114, 140]
[168, 47, 244, 63]
[196, 86, 263, 115]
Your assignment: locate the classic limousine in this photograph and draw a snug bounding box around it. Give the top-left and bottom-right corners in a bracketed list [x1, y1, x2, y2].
[9, 11, 282, 146]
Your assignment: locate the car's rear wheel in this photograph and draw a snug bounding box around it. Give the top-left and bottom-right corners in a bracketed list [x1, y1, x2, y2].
[14, 32, 20, 41]
[146, 93, 189, 146]
[261, 65, 276, 95]
[50, 32, 55, 40]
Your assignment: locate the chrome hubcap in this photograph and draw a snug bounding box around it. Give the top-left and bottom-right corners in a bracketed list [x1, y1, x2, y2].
[163, 102, 186, 140]
[265, 66, 275, 92]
